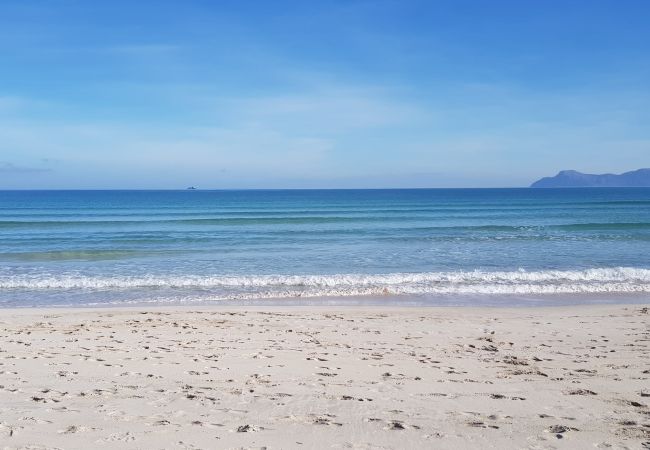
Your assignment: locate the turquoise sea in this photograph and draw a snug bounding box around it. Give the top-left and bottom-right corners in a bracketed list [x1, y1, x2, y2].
[1, 188, 649, 307]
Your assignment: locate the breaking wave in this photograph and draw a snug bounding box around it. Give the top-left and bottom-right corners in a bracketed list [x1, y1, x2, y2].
[2, 267, 650, 299]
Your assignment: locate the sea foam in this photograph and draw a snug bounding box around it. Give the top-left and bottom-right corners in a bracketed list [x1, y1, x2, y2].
[2, 267, 649, 299]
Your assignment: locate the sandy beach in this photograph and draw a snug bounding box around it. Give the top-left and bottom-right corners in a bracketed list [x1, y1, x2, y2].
[0, 304, 648, 449]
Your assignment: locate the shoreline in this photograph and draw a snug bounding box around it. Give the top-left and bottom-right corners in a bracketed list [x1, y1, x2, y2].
[2, 291, 649, 310]
[1, 303, 649, 448]
[1, 299, 649, 313]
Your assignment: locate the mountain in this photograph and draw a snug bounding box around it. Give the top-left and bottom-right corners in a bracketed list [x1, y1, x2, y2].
[530, 169, 650, 188]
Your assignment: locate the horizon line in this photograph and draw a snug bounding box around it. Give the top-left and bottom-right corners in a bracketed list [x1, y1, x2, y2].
[4, 186, 650, 191]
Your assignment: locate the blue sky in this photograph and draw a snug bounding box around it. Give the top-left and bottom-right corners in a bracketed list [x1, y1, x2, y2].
[1, 0, 649, 188]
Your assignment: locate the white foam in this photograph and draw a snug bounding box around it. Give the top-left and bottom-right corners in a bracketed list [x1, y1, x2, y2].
[1, 267, 650, 297]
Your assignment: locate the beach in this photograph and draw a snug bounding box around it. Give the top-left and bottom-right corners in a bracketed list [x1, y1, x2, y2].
[1, 303, 648, 449]
[3, 0, 650, 447]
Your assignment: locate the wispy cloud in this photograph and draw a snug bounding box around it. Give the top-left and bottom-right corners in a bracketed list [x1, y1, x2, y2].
[0, 162, 52, 174]
[0, 96, 34, 113]
[106, 44, 183, 55]
[226, 86, 426, 132]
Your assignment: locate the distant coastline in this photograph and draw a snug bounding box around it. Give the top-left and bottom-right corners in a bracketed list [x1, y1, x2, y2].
[531, 169, 650, 188]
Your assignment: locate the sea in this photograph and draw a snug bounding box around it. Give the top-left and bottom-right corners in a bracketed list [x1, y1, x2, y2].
[1, 188, 649, 307]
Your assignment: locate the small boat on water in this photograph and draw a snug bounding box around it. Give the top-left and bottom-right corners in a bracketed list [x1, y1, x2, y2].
[187, 186, 197, 190]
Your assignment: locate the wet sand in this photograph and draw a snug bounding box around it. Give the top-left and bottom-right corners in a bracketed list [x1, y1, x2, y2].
[0, 304, 649, 449]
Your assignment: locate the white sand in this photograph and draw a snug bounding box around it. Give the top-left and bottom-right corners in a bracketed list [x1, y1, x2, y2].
[0, 304, 648, 449]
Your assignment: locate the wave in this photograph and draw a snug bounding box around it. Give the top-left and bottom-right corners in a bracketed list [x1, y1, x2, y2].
[2, 267, 650, 297]
[2, 218, 649, 231]
[0, 216, 399, 228]
[0, 249, 181, 262]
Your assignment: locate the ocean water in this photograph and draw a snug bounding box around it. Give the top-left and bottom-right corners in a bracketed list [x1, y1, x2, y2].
[1, 188, 649, 307]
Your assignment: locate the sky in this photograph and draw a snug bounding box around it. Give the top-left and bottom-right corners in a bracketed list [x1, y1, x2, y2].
[1, 0, 649, 189]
